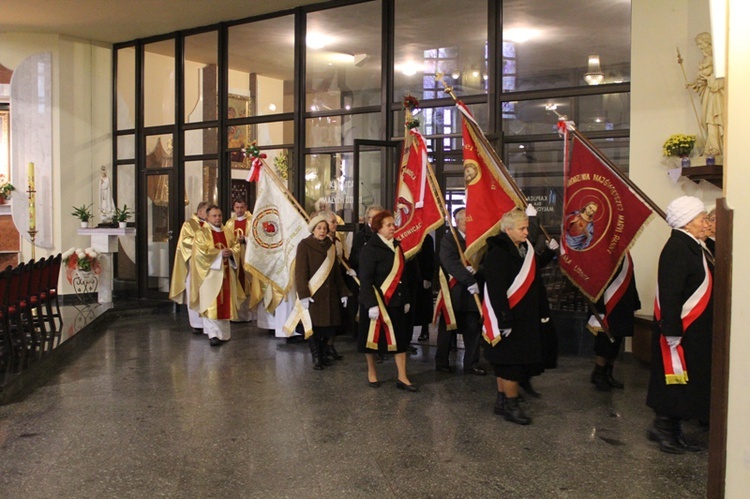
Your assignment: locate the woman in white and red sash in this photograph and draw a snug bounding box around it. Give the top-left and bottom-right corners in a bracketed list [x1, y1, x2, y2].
[357, 211, 417, 391]
[646, 196, 713, 454]
[479, 209, 555, 425]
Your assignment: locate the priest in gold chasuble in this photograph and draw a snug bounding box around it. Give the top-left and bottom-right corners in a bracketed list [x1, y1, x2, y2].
[225, 199, 260, 321]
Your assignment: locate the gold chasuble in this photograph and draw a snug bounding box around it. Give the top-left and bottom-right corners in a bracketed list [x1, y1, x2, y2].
[169, 215, 204, 303]
[190, 224, 246, 320]
[225, 214, 262, 308]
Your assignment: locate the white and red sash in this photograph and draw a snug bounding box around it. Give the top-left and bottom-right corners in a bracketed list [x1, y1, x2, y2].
[366, 247, 404, 351]
[587, 252, 633, 333]
[433, 267, 457, 331]
[283, 245, 336, 338]
[654, 254, 712, 385]
[482, 241, 535, 345]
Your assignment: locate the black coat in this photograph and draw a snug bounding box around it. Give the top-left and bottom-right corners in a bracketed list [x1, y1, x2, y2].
[478, 233, 552, 366]
[357, 235, 415, 352]
[439, 230, 478, 313]
[647, 230, 713, 421]
[349, 225, 374, 272]
[411, 234, 435, 325]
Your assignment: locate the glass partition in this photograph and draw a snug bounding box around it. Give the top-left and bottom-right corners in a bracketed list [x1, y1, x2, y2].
[304, 153, 355, 223]
[184, 31, 218, 123]
[144, 39, 176, 127]
[306, 113, 381, 148]
[184, 159, 219, 220]
[116, 46, 136, 130]
[306, 2, 382, 112]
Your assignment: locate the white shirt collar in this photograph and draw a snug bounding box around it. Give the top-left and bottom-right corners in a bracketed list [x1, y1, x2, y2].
[677, 228, 700, 244]
[209, 223, 223, 232]
[377, 233, 395, 251]
[234, 214, 247, 221]
[458, 230, 466, 239]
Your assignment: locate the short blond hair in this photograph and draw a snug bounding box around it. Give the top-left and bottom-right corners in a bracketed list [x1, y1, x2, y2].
[500, 208, 528, 232]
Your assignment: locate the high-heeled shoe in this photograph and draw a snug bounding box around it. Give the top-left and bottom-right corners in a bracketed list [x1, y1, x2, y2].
[368, 379, 381, 388]
[396, 380, 418, 392]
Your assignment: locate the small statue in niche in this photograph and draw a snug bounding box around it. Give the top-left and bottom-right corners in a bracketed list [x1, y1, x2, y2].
[686, 32, 724, 157]
[99, 165, 116, 223]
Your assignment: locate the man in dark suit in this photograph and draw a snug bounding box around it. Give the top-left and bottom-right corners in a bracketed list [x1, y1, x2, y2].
[435, 208, 485, 375]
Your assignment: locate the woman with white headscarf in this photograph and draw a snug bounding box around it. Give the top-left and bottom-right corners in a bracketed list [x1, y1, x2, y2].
[646, 196, 713, 454]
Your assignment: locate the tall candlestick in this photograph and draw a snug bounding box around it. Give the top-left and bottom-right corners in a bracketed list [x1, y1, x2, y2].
[28, 161, 36, 232]
[28, 162, 34, 190]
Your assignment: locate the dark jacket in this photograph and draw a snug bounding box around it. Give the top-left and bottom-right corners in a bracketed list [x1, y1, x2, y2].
[358, 235, 412, 310]
[439, 230, 478, 313]
[478, 233, 552, 366]
[411, 233, 435, 325]
[647, 230, 713, 420]
[591, 258, 641, 337]
[349, 225, 374, 272]
[294, 235, 350, 327]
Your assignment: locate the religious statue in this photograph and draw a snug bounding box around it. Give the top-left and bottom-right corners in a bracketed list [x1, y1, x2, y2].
[687, 32, 724, 157]
[99, 166, 116, 222]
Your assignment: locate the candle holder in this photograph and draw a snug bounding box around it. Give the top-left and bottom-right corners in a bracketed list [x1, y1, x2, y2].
[27, 186, 36, 260]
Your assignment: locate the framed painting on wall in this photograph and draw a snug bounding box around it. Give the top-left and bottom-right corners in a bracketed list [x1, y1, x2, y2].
[228, 93, 252, 168]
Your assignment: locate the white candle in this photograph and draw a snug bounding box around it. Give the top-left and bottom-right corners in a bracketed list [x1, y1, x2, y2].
[28, 162, 36, 231]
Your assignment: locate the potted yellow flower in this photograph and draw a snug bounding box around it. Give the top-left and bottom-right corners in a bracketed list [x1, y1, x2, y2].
[0, 174, 15, 204]
[663, 134, 696, 168]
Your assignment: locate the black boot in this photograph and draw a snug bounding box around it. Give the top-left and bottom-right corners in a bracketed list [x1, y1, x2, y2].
[319, 336, 333, 366]
[605, 364, 625, 389]
[504, 397, 531, 425]
[417, 325, 429, 342]
[519, 379, 541, 398]
[672, 419, 702, 452]
[590, 365, 612, 392]
[309, 336, 323, 370]
[647, 416, 684, 454]
[493, 392, 506, 416]
[328, 344, 343, 360]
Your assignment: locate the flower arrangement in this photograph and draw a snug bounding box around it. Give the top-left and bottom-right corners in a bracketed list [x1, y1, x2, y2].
[0, 174, 15, 197]
[62, 247, 102, 283]
[403, 95, 420, 129]
[663, 134, 696, 157]
[274, 152, 289, 180]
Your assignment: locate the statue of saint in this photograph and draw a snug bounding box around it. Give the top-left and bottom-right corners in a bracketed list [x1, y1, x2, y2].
[687, 32, 725, 157]
[99, 166, 116, 222]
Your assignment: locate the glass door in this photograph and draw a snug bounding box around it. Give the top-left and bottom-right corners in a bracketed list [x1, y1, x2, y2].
[353, 139, 399, 226]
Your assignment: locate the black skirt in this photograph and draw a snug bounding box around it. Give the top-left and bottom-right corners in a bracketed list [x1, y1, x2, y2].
[357, 303, 413, 354]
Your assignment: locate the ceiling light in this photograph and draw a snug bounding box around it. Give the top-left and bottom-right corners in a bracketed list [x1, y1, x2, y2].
[503, 28, 540, 43]
[451, 70, 460, 79]
[398, 61, 421, 76]
[471, 68, 480, 78]
[584, 55, 604, 85]
[306, 33, 331, 49]
[483, 73, 488, 81]
[268, 103, 277, 112]
[519, 145, 525, 149]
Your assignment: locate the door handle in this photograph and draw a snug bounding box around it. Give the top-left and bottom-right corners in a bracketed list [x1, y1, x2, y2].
[167, 229, 174, 240]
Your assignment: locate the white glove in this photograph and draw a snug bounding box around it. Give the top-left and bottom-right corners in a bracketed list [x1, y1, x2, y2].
[467, 283, 479, 295]
[368, 306, 380, 320]
[665, 336, 681, 348]
[547, 238, 559, 251]
[525, 204, 538, 217]
[341, 296, 348, 307]
[423, 280, 431, 289]
[465, 265, 476, 274]
[346, 268, 357, 278]
[500, 328, 512, 338]
[300, 297, 314, 309]
[404, 303, 411, 314]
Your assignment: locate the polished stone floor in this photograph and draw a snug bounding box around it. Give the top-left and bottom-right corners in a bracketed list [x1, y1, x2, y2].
[0, 311, 708, 498]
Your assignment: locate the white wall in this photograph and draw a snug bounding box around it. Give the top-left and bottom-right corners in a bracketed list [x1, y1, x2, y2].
[630, 0, 721, 317]
[0, 33, 112, 294]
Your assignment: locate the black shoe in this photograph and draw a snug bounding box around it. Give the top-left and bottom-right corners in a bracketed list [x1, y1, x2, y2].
[468, 367, 487, 376]
[368, 380, 381, 388]
[605, 364, 625, 389]
[435, 365, 453, 373]
[396, 380, 418, 392]
[286, 335, 304, 344]
[406, 345, 418, 354]
[647, 416, 685, 454]
[504, 397, 531, 425]
[209, 337, 221, 347]
[672, 420, 702, 452]
[493, 392, 506, 416]
[328, 345, 343, 360]
[591, 365, 612, 392]
[192, 327, 203, 334]
[519, 380, 541, 398]
[417, 333, 429, 342]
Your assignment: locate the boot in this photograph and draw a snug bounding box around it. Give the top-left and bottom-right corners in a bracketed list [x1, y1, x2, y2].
[504, 397, 531, 425]
[309, 336, 324, 370]
[519, 379, 541, 398]
[328, 344, 343, 360]
[417, 325, 429, 342]
[319, 336, 333, 366]
[605, 364, 625, 389]
[672, 419, 702, 452]
[647, 416, 684, 454]
[590, 365, 612, 392]
[493, 392, 506, 416]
